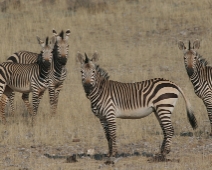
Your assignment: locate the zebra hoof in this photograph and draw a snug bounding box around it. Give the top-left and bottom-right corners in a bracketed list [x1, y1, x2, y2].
[150, 153, 167, 162]
[107, 152, 118, 158]
[104, 157, 115, 165]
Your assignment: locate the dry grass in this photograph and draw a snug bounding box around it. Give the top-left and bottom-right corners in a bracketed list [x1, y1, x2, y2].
[0, 0, 212, 169]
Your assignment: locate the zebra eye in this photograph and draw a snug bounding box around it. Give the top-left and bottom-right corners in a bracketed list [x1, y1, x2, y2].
[92, 70, 95, 73]
[80, 70, 83, 74]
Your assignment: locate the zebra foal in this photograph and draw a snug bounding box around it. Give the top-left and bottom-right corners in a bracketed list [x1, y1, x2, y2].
[178, 40, 212, 136]
[77, 52, 198, 160]
[1, 29, 70, 117]
[0, 36, 55, 124]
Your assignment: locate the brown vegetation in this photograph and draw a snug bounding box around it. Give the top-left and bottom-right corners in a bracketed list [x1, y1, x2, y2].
[0, 0, 212, 169]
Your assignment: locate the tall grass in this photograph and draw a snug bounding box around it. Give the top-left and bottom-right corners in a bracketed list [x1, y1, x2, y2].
[0, 0, 212, 169]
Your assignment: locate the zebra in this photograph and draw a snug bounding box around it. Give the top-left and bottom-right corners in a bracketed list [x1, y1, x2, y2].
[0, 36, 55, 124]
[178, 39, 212, 136]
[1, 29, 70, 117]
[76, 52, 198, 161]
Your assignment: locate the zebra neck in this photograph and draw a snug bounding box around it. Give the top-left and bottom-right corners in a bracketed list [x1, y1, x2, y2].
[86, 76, 106, 99]
[53, 57, 66, 77]
[39, 60, 51, 81]
[52, 46, 67, 77]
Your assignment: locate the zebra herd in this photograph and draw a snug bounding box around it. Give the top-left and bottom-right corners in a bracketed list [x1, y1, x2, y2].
[0, 29, 70, 124]
[0, 33, 211, 161]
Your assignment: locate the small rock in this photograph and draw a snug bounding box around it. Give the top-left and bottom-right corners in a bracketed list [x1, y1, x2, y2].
[180, 132, 193, 137]
[72, 138, 80, 142]
[87, 149, 95, 156]
[66, 154, 78, 163]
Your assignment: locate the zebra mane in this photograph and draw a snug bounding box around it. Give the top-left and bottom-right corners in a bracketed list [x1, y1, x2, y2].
[37, 52, 43, 64]
[96, 65, 110, 80]
[197, 53, 208, 67]
[59, 30, 64, 39]
[45, 37, 49, 46]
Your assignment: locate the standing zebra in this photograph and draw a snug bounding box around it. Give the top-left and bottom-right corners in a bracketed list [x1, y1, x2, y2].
[0, 36, 55, 124]
[178, 40, 212, 136]
[1, 29, 70, 117]
[76, 52, 198, 161]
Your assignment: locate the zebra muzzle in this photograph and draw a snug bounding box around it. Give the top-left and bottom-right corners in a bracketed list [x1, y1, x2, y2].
[186, 67, 194, 76]
[83, 83, 93, 94]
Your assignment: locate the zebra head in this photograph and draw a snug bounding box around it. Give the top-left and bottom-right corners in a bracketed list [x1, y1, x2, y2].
[77, 52, 99, 94]
[37, 36, 55, 64]
[52, 29, 70, 65]
[178, 40, 200, 77]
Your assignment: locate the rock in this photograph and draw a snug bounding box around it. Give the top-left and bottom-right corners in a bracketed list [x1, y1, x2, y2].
[87, 149, 95, 156]
[72, 138, 80, 142]
[66, 154, 78, 163]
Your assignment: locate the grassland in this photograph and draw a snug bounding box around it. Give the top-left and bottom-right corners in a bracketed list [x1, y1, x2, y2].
[0, 0, 212, 169]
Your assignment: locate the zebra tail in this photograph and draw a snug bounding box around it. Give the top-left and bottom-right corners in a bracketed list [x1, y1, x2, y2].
[177, 86, 198, 130]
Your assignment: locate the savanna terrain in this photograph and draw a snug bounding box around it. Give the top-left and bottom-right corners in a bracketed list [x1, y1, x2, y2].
[0, 0, 212, 169]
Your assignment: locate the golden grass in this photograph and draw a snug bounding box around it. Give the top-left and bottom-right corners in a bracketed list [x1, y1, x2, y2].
[0, 0, 212, 169]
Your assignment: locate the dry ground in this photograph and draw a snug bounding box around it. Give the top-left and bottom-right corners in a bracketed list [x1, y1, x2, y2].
[0, 0, 212, 169]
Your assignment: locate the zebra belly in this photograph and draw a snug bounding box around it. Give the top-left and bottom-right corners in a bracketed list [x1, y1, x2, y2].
[7, 84, 31, 93]
[115, 107, 153, 119]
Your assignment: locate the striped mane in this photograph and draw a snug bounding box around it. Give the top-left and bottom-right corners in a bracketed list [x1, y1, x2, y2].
[59, 30, 64, 39]
[96, 65, 110, 80]
[197, 53, 208, 67]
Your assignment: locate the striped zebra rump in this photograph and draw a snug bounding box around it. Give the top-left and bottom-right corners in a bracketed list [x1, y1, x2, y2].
[77, 52, 198, 161]
[0, 62, 48, 92]
[105, 79, 179, 119]
[7, 51, 38, 63]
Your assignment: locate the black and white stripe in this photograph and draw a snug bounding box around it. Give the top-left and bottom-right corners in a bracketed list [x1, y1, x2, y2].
[0, 36, 54, 124]
[179, 39, 212, 135]
[1, 29, 70, 117]
[48, 29, 70, 114]
[77, 52, 198, 159]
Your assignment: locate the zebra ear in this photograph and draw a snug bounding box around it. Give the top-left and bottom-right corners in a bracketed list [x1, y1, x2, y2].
[178, 40, 186, 50]
[50, 36, 56, 49]
[91, 51, 99, 62]
[65, 29, 71, 40]
[52, 29, 61, 42]
[52, 29, 58, 36]
[193, 39, 200, 50]
[76, 52, 84, 64]
[37, 36, 45, 48]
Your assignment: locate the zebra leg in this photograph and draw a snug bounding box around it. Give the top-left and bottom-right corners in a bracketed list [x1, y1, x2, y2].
[154, 109, 174, 159]
[48, 84, 63, 115]
[0, 94, 9, 124]
[22, 93, 33, 115]
[52, 83, 63, 115]
[203, 102, 212, 136]
[31, 90, 45, 125]
[1, 86, 13, 124]
[48, 87, 55, 115]
[8, 92, 15, 116]
[100, 117, 117, 157]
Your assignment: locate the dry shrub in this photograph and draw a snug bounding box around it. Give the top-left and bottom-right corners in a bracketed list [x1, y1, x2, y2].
[66, 0, 108, 14]
[0, 0, 21, 12]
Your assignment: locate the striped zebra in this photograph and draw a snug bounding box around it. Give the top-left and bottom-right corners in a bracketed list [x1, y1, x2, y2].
[0, 36, 55, 124]
[76, 52, 198, 160]
[1, 29, 70, 117]
[178, 40, 212, 136]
